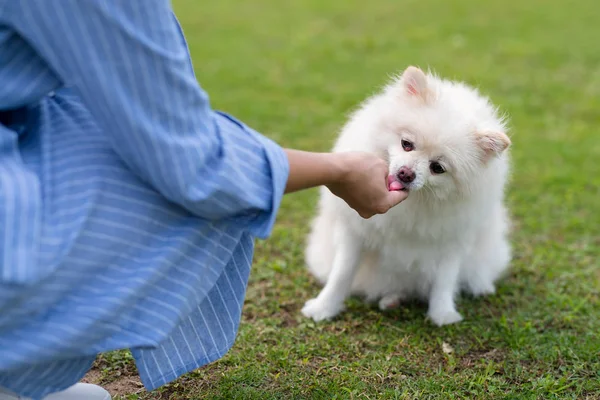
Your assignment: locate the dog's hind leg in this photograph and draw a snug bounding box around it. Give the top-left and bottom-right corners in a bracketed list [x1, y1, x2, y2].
[378, 293, 403, 310]
[305, 210, 336, 285]
[301, 227, 362, 322]
[461, 206, 511, 297]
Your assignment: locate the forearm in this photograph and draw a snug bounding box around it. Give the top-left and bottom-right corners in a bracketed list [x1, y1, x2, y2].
[284, 149, 408, 219]
[284, 149, 346, 194]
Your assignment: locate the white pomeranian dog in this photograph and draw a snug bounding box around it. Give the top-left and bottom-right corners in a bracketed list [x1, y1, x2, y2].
[301, 66, 512, 326]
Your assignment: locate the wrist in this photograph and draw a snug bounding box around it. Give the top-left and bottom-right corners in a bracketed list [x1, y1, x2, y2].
[325, 152, 351, 186]
[283, 149, 351, 194]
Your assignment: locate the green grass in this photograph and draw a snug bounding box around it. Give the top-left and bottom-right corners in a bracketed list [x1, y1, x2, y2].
[88, 0, 600, 398]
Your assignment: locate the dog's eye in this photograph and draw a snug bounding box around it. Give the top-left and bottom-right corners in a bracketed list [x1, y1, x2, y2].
[430, 161, 445, 174]
[401, 140, 414, 152]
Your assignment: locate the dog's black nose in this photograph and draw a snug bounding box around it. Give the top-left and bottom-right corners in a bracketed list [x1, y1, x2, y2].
[397, 167, 416, 183]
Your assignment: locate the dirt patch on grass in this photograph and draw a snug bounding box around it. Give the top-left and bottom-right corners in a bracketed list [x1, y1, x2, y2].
[460, 348, 507, 368]
[82, 366, 144, 398]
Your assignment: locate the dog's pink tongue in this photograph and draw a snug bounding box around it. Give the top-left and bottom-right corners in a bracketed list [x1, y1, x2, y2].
[389, 181, 404, 192]
[389, 181, 403, 191]
[387, 175, 404, 191]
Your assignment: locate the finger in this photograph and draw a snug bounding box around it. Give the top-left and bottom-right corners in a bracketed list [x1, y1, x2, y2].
[385, 190, 409, 209]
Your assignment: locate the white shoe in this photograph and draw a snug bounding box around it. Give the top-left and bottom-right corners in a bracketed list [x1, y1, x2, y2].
[0, 383, 111, 400]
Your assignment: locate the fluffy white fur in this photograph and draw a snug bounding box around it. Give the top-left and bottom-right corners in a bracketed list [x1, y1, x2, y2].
[301, 66, 512, 326]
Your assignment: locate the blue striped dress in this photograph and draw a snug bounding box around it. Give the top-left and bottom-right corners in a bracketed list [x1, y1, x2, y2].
[0, 2, 289, 399]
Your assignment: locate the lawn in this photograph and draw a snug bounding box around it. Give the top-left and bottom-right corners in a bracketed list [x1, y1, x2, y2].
[85, 0, 600, 398]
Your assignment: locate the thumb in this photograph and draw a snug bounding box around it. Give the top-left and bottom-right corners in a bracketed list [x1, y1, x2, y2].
[386, 190, 409, 209]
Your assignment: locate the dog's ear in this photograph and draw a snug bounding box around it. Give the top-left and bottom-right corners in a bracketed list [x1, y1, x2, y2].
[475, 130, 511, 158]
[401, 66, 429, 101]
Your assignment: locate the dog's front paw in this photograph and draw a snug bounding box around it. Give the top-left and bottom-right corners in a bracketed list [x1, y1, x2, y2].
[301, 298, 345, 322]
[427, 308, 463, 326]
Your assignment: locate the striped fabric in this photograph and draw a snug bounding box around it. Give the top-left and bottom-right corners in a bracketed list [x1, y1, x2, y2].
[0, 1, 289, 399]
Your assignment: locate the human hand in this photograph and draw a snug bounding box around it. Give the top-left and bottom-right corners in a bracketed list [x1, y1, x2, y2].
[326, 152, 408, 218]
